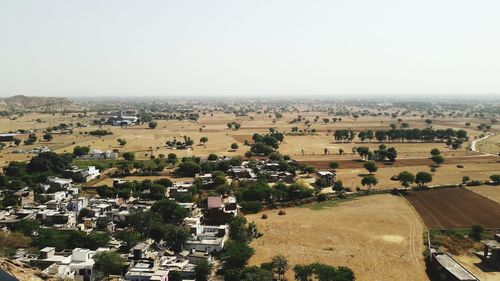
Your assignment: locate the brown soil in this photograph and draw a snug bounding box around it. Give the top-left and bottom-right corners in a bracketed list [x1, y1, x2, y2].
[405, 188, 500, 229]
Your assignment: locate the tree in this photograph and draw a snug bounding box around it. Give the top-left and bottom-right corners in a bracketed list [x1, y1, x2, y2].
[294, 265, 314, 281]
[363, 161, 378, 175]
[148, 121, 158, 129]
[117, 138, 127, 146]
[168, 271, 183, 281]
[93, 251, 125, 277]
[271, 255, 289, 281]
[73, 146, 90, 157]
[123, 152, 135, 161]
[462, 176, 470, 184]
[167, 153, 177, 163]
[328, 162, 339, 171]
[163, 224, 188, 252]
[361, 175, 378, 190]
[430, 148, 441, 156]
[43, 133, 53, 141]
[241, 266, 273, 281]
[431, 154, 444, 167]
[490, 174, 500, 183]
[177, 161, 201, 177]
[398, 171, 415, 189]
[200, 136, 208, 144]
[470, 224, 484, 241]
[222, 241, 255, 268]
[231, 143, 239, 150]
[151, 199, 188, 224]
[415, 171, 433, 187]
[195, 260, 212, 281]
[302, 164, 316, 176]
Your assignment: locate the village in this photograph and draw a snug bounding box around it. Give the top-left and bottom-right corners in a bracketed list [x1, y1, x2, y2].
[0, 98, 498, 281]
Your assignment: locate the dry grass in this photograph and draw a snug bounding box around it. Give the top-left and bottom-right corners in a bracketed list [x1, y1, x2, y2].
[246, 194, 429, 281]
[466, 185, 500, 204]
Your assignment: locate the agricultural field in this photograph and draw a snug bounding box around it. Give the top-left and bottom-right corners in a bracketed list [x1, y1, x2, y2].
[466, 185, 500, 204]
[405, 188, 500, 229]
[247, 194, 430, 281]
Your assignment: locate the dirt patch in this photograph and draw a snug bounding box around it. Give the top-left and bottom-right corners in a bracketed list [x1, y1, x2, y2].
[405, 188, 500, 229]
[467, 185, 500, 204]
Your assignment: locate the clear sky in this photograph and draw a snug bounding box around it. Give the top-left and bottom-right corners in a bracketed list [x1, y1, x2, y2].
[0, 0, 499, 97]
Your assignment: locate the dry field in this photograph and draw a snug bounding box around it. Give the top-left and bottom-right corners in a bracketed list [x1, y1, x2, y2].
[0, 112, 497, 175]
[466, 185, 500, 204]
[331, 161, 500, 190]
[476, 133, 500, 155]
[405, 188, 500, 229]
[246, 194, 430, 281]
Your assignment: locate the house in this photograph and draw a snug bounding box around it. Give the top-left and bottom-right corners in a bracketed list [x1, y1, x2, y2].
[32, 247, 109, 281]
[184, 225, 229, 253]
[317, 171, 336, 185]
[67, 197, 89, 213]
[228, 166, 256, 181]
[12, 189, 34, 207]
[195, 173, 214, 185]
[110, 111, 139, 126]
[479, 233, 500, 269]
[204, 196, 238, 225]
[64, 166, 100, 182]
[48, 177, 73, 190]
[78, 149, 118, 160]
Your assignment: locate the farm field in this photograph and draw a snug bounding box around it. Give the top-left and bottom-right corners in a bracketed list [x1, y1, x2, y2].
[466, 185, 500, 204]
[476, 133, 500, 155]
[404, 188, 500, 229]
[246, 194, 430, 281]
[454, 255, 500, 281]
[331, 162, 500, 190]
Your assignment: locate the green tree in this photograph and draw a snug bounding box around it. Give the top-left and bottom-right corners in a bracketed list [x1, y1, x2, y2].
[361, 175, 378, 190]
[490, 174, 500, 183]
[470, 224, 484, 241]
[123, 152, 135, 161]
[241, 266, 273, 281]
[151, 199, 188, 224]
[294, 265, 314, 281]
[363, 161, 378, 175]
[177, 161, 201, 177]
[200, 136, 209, 144]
[43, 133, 53, 141]
[73, 146, 90, 157]
[415, 171, 433, 187]
[231, 143, 239, 150]
[431, 154, 444, 167]
[430, 148, 441, 156]
[148, 121, 158, 129]
[223, 241, 255, 268]
[271, 255, 289, 281]
[398, 171, 415, 189]
[93, 251, 125, 277]
[195, 259, 213, 281]
[328, 162, 339, 171]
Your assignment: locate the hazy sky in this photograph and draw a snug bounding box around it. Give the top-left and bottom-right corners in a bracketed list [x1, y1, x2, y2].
[1, 0, 499, 97]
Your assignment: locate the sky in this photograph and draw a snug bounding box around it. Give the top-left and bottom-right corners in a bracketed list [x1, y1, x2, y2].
[0, 0, 499, 97]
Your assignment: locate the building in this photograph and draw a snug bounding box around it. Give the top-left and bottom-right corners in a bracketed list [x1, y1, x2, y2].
[184, 225, 229, 253]
[479, 233, 500, 269]
[317, 171, 336, 185]
[32, 247, 109, 281]
[430, 251, 479, 281]
[64, 166, 100, 182]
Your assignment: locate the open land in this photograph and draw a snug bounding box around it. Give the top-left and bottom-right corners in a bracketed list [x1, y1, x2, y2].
[247, 194, 430, 281]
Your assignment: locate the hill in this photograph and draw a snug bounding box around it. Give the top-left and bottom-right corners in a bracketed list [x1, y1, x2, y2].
[0, 95, 81, 112]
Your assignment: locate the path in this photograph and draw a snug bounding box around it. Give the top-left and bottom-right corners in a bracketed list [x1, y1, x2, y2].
[470, 133, 496, 155]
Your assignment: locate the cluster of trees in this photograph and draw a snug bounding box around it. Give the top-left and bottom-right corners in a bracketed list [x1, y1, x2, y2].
[121, 199, 189, 251]
[227, 122, 241, 130]
[334, 128, 468, 143]
[34, 228, 110, 251]
[236, 180, 314, 213]
[88, 129, 113, 136]
[354, 145, 397, 162]
[176, 155, 242, 177]
[166, 136, 194, 148]
[96, 178, 173, 200]
[249, 131, 285, 156]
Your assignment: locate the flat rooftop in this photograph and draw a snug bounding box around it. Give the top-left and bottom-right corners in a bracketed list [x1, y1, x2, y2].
[434, 253, 478, 281]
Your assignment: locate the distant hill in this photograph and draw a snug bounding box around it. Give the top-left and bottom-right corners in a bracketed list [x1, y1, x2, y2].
[0, 95, 81, 112]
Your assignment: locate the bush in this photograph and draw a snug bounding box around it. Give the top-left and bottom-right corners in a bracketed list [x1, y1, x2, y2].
[240, 201, 262, 214]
